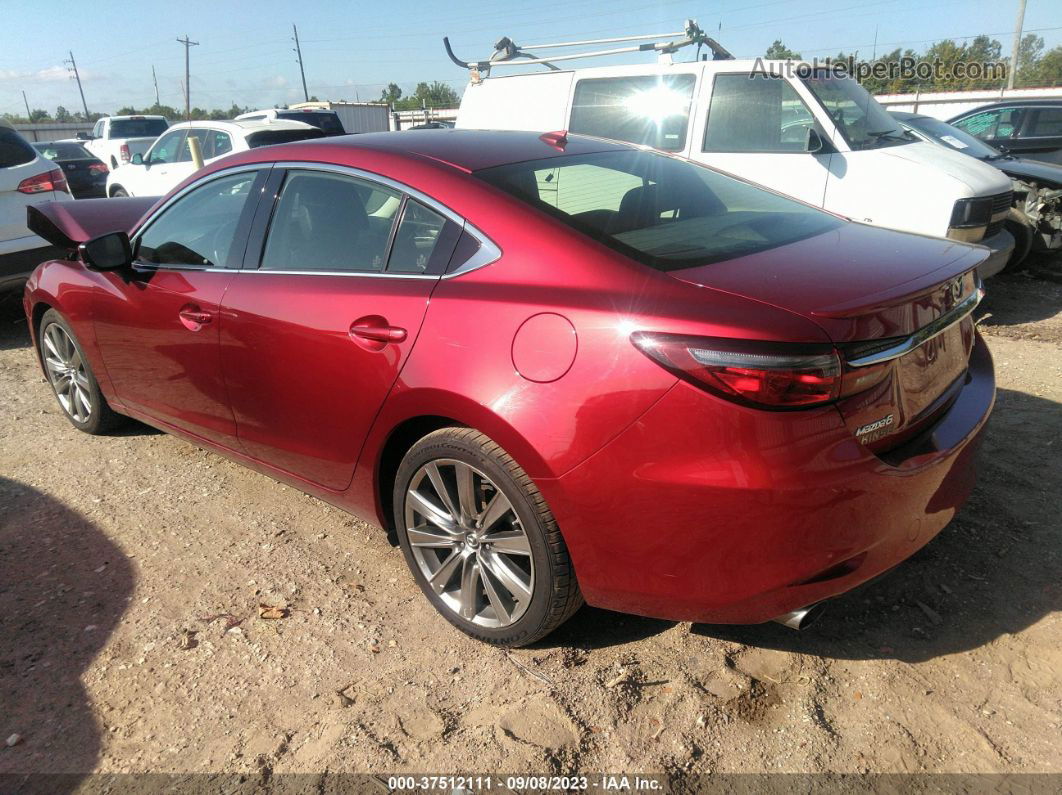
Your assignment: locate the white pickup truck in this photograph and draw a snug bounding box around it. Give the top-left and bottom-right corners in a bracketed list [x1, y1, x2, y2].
[79, 115, 170, 170]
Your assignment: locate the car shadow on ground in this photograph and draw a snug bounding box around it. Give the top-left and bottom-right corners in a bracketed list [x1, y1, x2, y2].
[978, 253, 1062, 328]
[0, 292, 31, 352]
[692, 387, 1061, 664]
[0, 477, 134, 784]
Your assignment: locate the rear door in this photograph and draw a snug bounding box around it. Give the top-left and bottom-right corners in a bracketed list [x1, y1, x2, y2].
[692, 71, 832, 208]
[219, 166, 461, 489]
[1014, 107, 1062, 164]
[92, 167, 266, 444]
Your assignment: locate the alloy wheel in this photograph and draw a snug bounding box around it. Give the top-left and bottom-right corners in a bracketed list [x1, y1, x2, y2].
[403, 459, 535, 628]
[42, 323, 93, 424]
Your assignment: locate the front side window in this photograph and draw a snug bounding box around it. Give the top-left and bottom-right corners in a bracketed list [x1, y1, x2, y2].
[704, 74, 819, 153]
[569, 74, 696, 152]
[137, 172, 257, 268]
[953, 108, 1023, 140]
[260, 171, 401, 272]
[477, 150, 841, 271]
[801, 72, 909, 150]
[148, 130, 187, 164]
[1026, 108, 1062, 138]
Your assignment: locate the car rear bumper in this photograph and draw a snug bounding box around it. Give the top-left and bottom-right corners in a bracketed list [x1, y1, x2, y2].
[976, 228, 1014, 279]
[540, 333, 995, 625]
[0, 241, 67, 291]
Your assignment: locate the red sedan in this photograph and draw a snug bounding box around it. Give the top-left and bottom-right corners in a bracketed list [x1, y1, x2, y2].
[23, 130, 994, 646]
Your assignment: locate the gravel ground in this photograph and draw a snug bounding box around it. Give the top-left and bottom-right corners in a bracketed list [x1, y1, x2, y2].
[0, 258, 1059, 784]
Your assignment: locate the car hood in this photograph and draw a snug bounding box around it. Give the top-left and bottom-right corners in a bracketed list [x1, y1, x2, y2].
[880, 140, 1012, 195]
[27, 197, 158, 250]
[995, 156, 1062, 187]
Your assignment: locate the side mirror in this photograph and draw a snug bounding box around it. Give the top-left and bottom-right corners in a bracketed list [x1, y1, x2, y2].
[805, 128, 829, 154]
[79, 232, 132, 271]
[131, 152, 144, 166]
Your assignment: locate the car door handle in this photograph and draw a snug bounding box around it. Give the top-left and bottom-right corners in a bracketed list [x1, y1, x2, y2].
[178, 306, 213, 331]
[350, 323, 407, 343]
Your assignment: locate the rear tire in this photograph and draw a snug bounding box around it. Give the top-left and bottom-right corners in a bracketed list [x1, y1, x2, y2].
[110, 186, 128, 198]
[393, 427, 582, 647]
[38, 309, 124, 435]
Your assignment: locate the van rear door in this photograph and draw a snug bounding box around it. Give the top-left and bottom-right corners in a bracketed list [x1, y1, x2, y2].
[690, 70, 832, 208]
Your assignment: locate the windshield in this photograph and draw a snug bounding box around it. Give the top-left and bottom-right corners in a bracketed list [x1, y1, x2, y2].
[801, 73, 910, 151]
[33, 142, 94, 160]
[276, 111, 345, 135]
[477, 150, 842, 271]
[247, 128, 327, 148]
[903, 116, 1001, 159]
[109, 118, 169, 138]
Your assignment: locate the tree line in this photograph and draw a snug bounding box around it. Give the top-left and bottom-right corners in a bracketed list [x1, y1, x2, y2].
[765, 33, 1062, 93]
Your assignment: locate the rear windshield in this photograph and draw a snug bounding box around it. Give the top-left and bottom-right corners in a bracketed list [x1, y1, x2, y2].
[246, 128, 328, 148]
[0, 127, 37, 168]
[477, 150, 841, 271]
[33, 142, 94, 160]
[276, 111, 345, 135]
[109, 118, 169, 138]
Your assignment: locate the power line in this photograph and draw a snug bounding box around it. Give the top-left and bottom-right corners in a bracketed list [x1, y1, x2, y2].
[176, 34, 199, 119]
[64, 50, 89, 118]
[293, 24, 309, 102]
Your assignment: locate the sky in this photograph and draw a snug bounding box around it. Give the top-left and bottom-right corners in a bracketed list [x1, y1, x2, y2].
[0, 0, 1059, 116]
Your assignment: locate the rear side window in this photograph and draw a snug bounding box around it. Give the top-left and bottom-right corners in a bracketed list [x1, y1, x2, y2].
[387, 200, 457, 274]
[704, 74, 817, 153]
[246, 128, 326, 148]
[137, 172, 257, 268]
[0, 127, 37, 168]
[1027, 108, 1062, 137]
[108, 118, 169, 138]
[260, 171, 401, 272]
[569, 75, 696, 152]
[477, 150, 841, 271]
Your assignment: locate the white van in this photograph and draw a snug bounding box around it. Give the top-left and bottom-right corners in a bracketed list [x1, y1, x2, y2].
[457, 59, 1016, 277]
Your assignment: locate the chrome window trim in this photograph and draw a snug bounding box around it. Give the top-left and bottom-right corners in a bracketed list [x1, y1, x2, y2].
[846, 286, 982, 368]
[268, 161, 501, 278]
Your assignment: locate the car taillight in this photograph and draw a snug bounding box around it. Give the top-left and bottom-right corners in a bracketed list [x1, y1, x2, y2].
[17, 168, 69, 195]
[120, 144, 131, 163]
[89, 163, 109, 174]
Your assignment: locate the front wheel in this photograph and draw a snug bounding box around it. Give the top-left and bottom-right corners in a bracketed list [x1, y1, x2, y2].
[38, 309, 124, 434]
[394, 428, 582, 646]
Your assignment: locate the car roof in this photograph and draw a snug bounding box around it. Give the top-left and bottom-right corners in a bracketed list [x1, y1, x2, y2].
[108, 115, 168, 120]
[888, 110, 920, 120]
[958, 99, 1062, 113]
[282, 129, 633, 172]
[167, 119, 318, 134]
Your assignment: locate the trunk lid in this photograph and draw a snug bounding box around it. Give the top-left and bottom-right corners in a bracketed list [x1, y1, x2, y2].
[671, 222, 987, 452]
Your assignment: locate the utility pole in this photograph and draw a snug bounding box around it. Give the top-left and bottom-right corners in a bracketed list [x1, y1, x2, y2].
[292, 24, 309, 102]
[64, 50, 90, 119]
[1007, 0, 1028, 90]
[22, 90, 31, 120]
[152, 65, 160, 106]
[176, 35, 199, 119]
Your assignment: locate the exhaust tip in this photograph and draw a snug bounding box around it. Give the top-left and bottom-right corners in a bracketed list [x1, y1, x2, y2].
[771, 602, 827, 631]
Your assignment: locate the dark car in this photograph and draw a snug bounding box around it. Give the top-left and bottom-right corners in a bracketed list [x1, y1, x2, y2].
[408, 121, 455, 130]
[947, 100, 1062, 165]
[32, 141, 108, 199]
[892, 111, 1061, 259]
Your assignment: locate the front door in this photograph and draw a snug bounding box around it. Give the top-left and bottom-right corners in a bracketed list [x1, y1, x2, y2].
[220, 167, 457, 490]
[92, 169, 264, 444]
[693, 72, 832, 208]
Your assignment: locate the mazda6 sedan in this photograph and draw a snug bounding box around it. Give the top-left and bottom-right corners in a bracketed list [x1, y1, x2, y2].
[23, 130, 995, 646]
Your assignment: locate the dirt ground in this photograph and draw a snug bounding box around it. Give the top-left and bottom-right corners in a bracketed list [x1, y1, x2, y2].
[0, 257, 1059, 786]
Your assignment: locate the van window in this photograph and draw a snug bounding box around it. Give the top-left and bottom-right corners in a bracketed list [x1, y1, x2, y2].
[704, 74, 818, 153]
[477, 150, 840, 271]
[801, 73, 909, 150]
[569, 75, 696, 152]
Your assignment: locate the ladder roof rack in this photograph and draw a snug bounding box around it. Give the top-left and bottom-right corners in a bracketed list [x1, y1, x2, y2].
[443, 19, 733, 80]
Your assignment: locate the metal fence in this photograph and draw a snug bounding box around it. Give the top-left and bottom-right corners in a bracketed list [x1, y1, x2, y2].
[12, 122, 93, 143]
